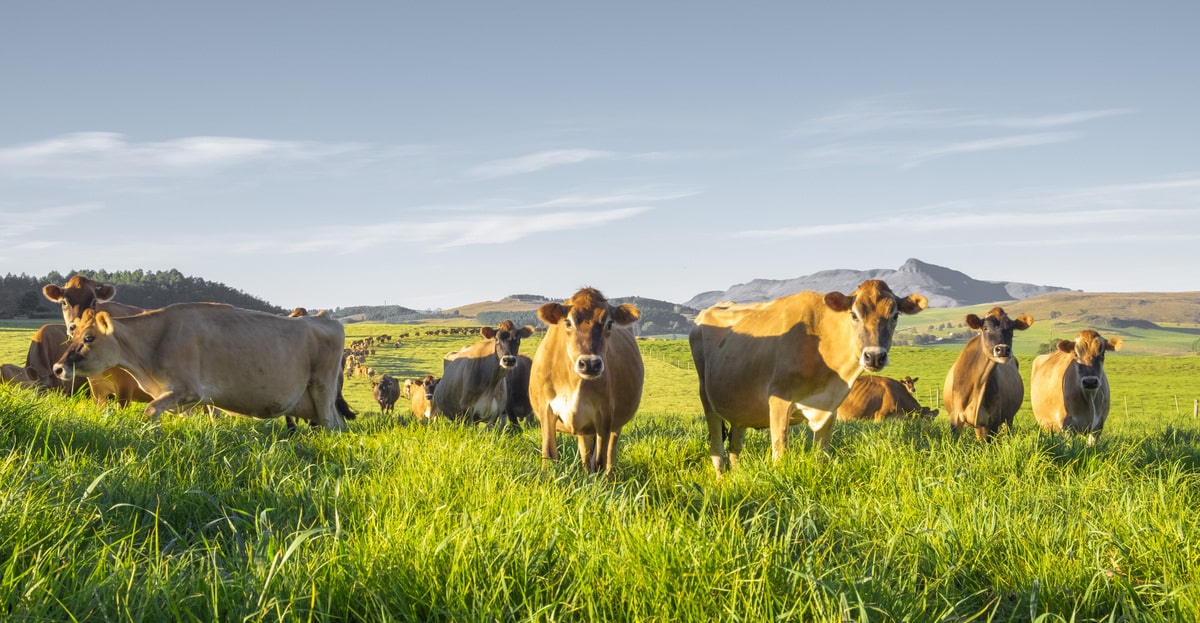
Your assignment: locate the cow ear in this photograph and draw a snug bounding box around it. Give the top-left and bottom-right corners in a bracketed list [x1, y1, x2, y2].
[910, 376, 919, 383]
[480, 326, 497, 339]
[1056, 340, 1074, 353]
[42, 284, 63, 303]
[95, 311, 115, 336]
[612, 304, 640, 325]
[965, 314, 983, 330]
[824, 292, 852, 312]
[899, 294, 928, 314]
[1012, 314, 1034, 330]
[518, 325, 535, 338]
[96, 285, 116, 303]
[1106, 337, 1123, 352]
[538, 303, 569, 325]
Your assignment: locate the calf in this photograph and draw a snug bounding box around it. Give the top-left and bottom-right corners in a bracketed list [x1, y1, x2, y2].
[25, 324, 87, 396]
[409, 375, 438, 422]
[838, 375, 938, 421]
[1031, 329, 1123, 445]
[531, 288, 644, 474]
[942, 307, 1033, 440]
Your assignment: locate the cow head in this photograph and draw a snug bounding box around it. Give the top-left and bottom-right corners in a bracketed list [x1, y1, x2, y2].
[900, 376, 919, 394]
[538, 287, 639, 380]
[1056, 330, 1122, 394]
[420, 375, 438, 400]
[43, 275, 116, 338]
[824, 280, 927, 372]
[52, 309, 120, 380]
[965, 307, 1033, 364]
[481, 320, 535, 370]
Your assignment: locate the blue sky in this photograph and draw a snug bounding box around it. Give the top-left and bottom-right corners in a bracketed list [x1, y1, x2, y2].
[2, 3, 1197, 311]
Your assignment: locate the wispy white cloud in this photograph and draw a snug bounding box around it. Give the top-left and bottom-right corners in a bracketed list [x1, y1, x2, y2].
[800, 132, 1079, 168]
[0, 202, 105, 240]
[469, 148, 618, 178]
[0, 132, 369, 179]
[793, 97, 1133, 137]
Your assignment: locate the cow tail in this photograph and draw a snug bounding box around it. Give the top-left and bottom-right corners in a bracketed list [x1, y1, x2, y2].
[337, 392, 357, 420]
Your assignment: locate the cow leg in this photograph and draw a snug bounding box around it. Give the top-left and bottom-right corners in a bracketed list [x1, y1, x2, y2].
[705, 414, 726, 475]
[727, 425, 747, 469]
[767, 395, 794, 462]
[577, 434, 597, 473]
[603, 431, 621, 476]
[144, 392, 188, 422]
[540, 415, 560, 462]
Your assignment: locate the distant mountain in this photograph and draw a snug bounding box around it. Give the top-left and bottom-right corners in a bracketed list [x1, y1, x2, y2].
[684, 258, 1074, 310]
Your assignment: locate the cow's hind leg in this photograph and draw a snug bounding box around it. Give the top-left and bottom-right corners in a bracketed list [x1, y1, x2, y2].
[577, 434, 598, 473]
[727, 425, 748, 470]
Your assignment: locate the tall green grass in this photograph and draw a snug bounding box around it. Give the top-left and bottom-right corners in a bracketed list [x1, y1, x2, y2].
[1, 322, 1198, 621]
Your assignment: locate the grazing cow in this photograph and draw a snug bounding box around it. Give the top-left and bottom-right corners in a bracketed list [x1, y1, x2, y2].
[53, 304, 354, 430]
[433, 320, 535, 426]
[410, 375, 438, 422]
[943, 307, 1033, 441]
[690, 279, 927, 475]
[42, 276, 152, 407]
[838, 375, 939, 421]
[530, 288, 644, 474]
[24, 324, 87, 395]
[1031, 330, 1123, 445]
[1, 363, 34, 386]
[505, 354, 536, 428]
[373, 374, 401, 415]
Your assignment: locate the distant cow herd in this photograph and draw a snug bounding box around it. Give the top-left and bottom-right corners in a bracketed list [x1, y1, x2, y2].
[0, 276, 1126, 475]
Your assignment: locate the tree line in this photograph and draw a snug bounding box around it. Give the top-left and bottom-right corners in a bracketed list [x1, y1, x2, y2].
[0, 269, 285, 319]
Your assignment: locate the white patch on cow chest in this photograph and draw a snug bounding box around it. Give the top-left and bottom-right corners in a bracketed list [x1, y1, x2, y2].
[794, 381, 853, 424]
[471, 384, 506, 420]
[549, 387, 593, 433]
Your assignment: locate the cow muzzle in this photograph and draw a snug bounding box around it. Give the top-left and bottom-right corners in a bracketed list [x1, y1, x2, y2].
[992, 344, 1011, 359]
[52, 362, 74, 381]
[1081, 376, 1101, 391]
[575, 355, 604, 379]
[861, 347, 888, 372]
[499, 355, 517, 368]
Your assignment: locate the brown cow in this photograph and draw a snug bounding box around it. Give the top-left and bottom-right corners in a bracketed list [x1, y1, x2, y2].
[838, 375, 939, 421]
[373, 374, 401, 415]
[25, 324, 87, 395]
[943, 307, 1033, 441]
[42, 276, 152, 407]
[53, 304, 354, 429]
[433, 320, 535, 427]
[530, 288, 644, 474]
[409, 375, 439, 422]
[1, 363, 34, 386]
[1031, 329, 1123, 445]
[690, 279, 927, 474]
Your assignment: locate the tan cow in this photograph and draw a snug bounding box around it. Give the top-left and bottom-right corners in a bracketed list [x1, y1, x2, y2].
[943, 307, 1033, 441]
[53, 304, 353, 429]
[433, 320, 535, 427]
[25, 324, 88, 395]
[409, 375, 439, 422]
[1031, 329, 1123, 446]
[42, 276, 152, 407]
[690, 279, 927, 474]
[838, 375, 939, 421]
[530, 288, 644, 474]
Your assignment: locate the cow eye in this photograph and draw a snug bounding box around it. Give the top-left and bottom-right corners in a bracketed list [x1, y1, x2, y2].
[850, 310, 859, 322]
[564, 317, 574, 329]
[606, 319, 614, 331]
[84, 335, 94, 343]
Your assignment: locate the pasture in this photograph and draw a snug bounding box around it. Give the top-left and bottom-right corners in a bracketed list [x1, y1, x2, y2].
[1, 319, 1199, 621]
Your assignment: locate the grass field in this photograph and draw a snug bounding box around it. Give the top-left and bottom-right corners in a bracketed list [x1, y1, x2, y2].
[1, 318, 1199, 621]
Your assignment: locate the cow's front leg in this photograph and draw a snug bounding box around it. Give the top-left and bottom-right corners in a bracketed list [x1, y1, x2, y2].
[143, 391, 187, 423]
[540, 413, 559, 462]
[577, 434, 597, 473]
[727, 425, 747, 469]
[767, 395, 794, 462]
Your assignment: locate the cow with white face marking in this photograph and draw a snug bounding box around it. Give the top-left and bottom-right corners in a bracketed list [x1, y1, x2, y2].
[1031, 329, 1123, 446]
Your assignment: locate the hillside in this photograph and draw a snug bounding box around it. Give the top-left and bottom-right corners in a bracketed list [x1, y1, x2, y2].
[685, 258, 1073, 310]
[1012, 291, 1200, 325]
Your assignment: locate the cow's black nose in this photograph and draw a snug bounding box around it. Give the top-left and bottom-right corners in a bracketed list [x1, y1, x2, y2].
[576, 356, 603, 377]
[862, 350, 888, 369]
[500, 356, 517, 368]
[993, 345, 1010, 358]
[1081, 377, 1100, 390]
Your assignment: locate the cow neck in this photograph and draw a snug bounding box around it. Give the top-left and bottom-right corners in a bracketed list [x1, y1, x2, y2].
[104, 311, 163, 383]
[812, 301, 867, 384]
[961, 335, 997, 416]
